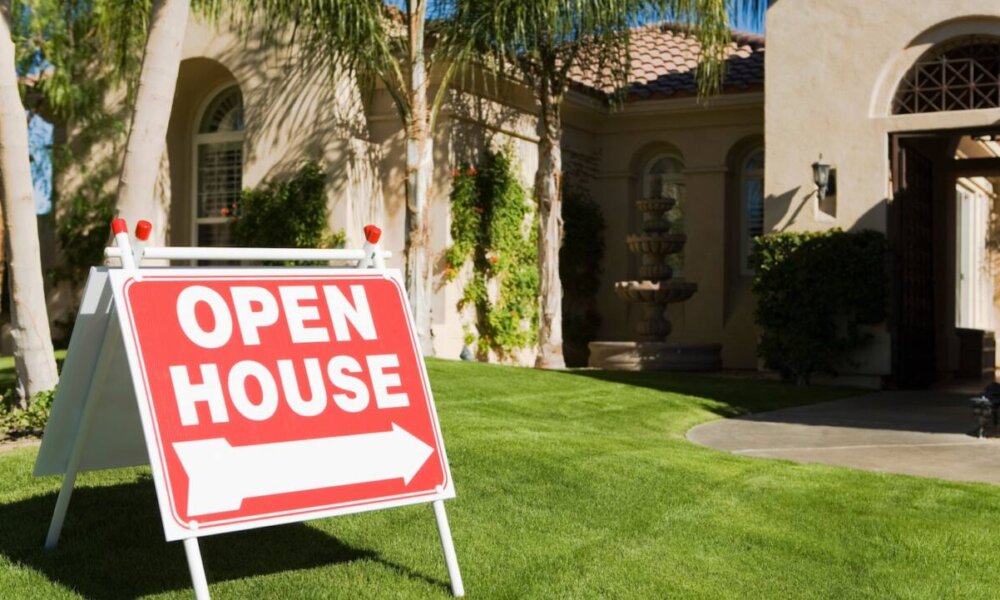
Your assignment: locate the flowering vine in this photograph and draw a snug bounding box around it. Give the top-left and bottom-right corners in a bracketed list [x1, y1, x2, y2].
[444, 148, 539, 361]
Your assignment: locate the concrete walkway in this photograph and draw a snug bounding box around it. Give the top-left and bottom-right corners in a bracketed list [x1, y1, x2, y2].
[687, 389, 1000, 485]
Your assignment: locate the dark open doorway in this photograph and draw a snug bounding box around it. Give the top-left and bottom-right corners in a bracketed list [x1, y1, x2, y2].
[889, 128, 1000, 389]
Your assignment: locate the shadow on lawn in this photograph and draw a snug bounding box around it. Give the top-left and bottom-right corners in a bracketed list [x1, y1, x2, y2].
[569, 370, 983, 437]
[0, 479, 449, 599]
[565, 369, 854, 417]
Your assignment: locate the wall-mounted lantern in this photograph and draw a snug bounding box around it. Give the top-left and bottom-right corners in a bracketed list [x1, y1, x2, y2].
[812, 154, 832, 201]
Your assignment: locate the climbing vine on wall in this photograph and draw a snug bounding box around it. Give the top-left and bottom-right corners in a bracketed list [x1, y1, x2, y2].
[444, 148, 539, 361]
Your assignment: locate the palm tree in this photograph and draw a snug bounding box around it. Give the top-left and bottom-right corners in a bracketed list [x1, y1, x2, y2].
[112, 0, 192, 246]
[0, 2, 59, 403]
[454, 0, 762, 368]
[237, 0, 467, 355]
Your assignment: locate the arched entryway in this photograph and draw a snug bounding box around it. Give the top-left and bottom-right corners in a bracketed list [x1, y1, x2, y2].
[888, 36, 1000, 388]
[165, 57, 244, 248]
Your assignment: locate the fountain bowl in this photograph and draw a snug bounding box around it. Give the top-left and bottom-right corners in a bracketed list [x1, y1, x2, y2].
[636, 198, 677, 232]
[588, 341, 722, 371]
[626, 233, 686, 256]
[614, 280, 697, 304]
[635, 198, 677, 213]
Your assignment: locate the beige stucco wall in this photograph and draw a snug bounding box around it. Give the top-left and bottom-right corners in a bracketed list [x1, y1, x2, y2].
[765, 2, 1000, 384]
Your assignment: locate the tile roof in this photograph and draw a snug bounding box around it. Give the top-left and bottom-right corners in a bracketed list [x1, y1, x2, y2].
[569, 23, 765, 100]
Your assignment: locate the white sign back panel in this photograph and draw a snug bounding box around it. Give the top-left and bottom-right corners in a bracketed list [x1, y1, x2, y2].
[35, 268, 148, 477]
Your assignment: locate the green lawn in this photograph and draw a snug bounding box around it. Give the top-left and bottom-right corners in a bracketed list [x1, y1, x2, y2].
[1, 360, 998, 599]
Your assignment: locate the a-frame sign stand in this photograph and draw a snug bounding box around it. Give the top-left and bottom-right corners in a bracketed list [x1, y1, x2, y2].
[35, 220, 465, 599]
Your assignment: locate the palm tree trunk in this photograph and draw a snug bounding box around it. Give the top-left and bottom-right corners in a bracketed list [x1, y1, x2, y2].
[534, 90, 565, 368]
[0, 8, 58, 404]
[114, 0, 189, 246]
[405, 2, 434, 355]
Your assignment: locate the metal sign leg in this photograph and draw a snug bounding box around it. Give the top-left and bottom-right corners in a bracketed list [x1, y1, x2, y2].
[44, 317, 119, 550]
[183, 537, 211, 600]
[432, 500, 465, 597]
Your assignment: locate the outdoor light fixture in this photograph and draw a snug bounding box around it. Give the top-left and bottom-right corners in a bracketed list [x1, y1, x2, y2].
[812, 154, 831, 201]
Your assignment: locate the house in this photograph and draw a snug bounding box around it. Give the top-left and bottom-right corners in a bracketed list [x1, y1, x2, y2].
[56, 1, 1000, 388]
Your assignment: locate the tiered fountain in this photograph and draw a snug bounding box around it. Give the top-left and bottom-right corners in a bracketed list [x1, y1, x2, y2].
[588, 194, 722, 371]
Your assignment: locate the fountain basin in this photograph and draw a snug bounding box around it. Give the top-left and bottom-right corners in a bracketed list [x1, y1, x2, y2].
[638, 263, 673, 280]
[636, 198, 677, 232]
[635, 198, 677, 213]
[626, 233, 686, 255]
[588, 341, 722, 371]
[614, 280, 697, 304]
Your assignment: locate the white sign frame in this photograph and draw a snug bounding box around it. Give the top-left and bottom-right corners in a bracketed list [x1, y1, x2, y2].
[35, 226, 465, 599]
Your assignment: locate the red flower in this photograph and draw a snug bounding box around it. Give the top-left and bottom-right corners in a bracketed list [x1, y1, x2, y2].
[451, 169, 459, 177]
[468, 167, 477, 176]
[220, 207, 231, 216]
[488, 255, 498, 264]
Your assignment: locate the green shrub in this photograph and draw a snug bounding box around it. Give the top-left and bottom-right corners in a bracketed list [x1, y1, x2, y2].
[445, 148, 539, 361]
[1, 387, 56, 438]
[752, 229, 887, 384]
[560, 193, 605, 367]
[232, 161, 345, 264]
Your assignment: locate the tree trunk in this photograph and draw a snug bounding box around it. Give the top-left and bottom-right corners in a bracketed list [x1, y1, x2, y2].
[151, 140, 171, 255]
[0, 8, 59, 404]
[114, 0, 189, 246]
[405, 2, 434, 355]
[534, 90, 566, 369]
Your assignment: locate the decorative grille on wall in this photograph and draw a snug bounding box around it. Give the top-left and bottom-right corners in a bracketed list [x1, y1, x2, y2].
[200, 87, 244, 134]
[893, 37, 1000, 114]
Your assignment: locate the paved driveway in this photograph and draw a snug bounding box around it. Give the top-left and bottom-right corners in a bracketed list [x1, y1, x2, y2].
[687, 389, 1000, 485]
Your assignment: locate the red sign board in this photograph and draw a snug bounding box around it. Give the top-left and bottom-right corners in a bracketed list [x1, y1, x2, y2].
[110, 269, 453, 540]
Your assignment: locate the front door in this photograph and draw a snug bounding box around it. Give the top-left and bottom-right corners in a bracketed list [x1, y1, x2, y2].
[890, 139, 935, 388]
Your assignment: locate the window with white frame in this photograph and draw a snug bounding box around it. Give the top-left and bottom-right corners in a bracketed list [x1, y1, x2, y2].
[643, 155, 685, 273]
[193, 85, 244, 247]
[741, 148, 764, 273]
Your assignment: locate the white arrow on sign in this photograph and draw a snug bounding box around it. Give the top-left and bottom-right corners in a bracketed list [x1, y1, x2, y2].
[172, 423, 434, 517]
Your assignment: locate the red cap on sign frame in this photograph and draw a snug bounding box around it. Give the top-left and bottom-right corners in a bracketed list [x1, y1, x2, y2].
[364, 224, 382, 244]
[135, 220, 153, 241]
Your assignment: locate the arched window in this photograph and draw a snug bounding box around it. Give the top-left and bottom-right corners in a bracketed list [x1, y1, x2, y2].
[741, 148, 764, 273]
[893, 36, 1000, 114]
[643, 155, 685, 273]
[193, 85, 244, 246]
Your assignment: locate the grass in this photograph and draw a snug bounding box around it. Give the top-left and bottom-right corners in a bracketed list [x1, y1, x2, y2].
[1, 360, 999, 598]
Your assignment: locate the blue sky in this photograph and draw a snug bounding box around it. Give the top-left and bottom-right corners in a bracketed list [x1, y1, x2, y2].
[731, 6, 765, 33]
[29, 114, 52, 214]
